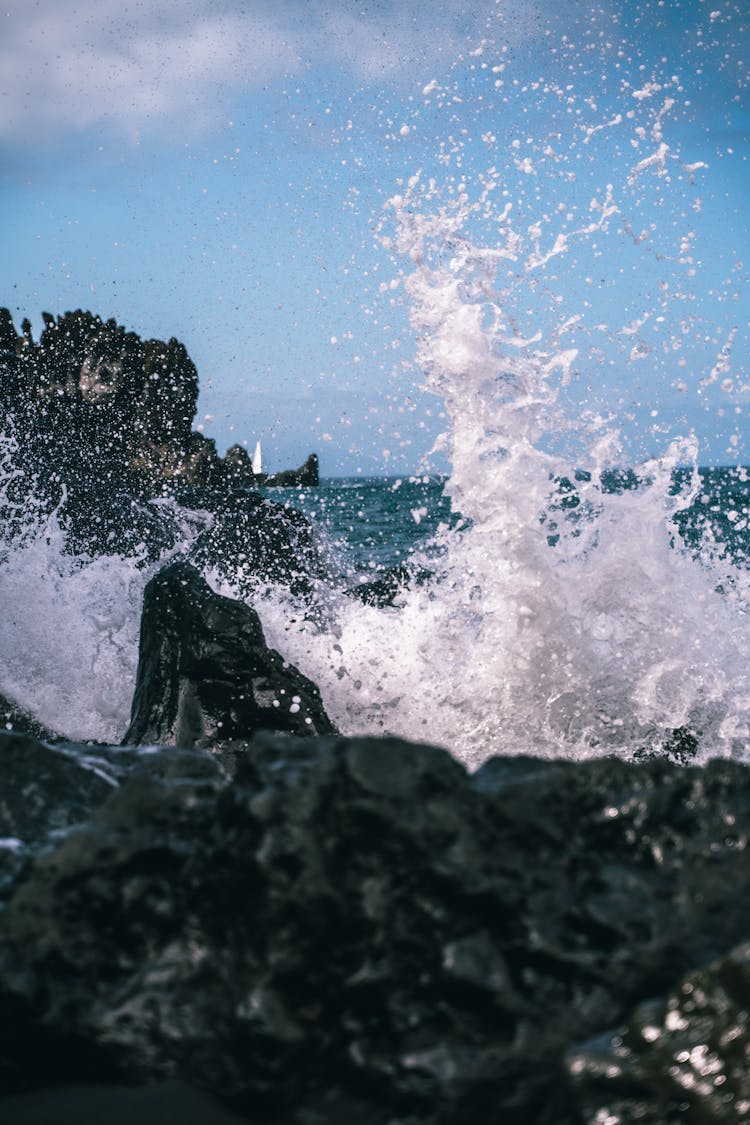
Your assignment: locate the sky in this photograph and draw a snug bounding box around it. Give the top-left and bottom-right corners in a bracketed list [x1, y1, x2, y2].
[1, 0, 748, 476]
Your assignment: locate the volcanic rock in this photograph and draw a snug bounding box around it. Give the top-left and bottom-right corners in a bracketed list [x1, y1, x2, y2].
[122, 561, 335, 747]
[0, 736, 748, 1123]
[0, 308, 319, 498]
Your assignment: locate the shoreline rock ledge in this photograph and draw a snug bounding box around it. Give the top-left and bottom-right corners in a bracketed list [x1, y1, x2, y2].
[0, 722, 749, 1123]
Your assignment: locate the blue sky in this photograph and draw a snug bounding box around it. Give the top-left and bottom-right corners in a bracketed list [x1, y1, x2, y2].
[1, 0, 748, 475]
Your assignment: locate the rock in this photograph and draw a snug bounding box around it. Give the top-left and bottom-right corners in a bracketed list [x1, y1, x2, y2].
[567, 942, 750, 1124]
[0, 740, 749, 1123]
[0, 308, 319, 506]
[221, 442, 255, 487]
[177, 486, 326, 597]
[122, 562, 335, 747]
[0, 731, 116, 849]
[347, 563, 432, 608]
[0, 310, 200, 491]
[264, 453, 319, 488]
[0, 1082, 254, 1125]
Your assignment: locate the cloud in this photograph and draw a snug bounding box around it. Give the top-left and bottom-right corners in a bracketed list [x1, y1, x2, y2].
[0, 0, 303, 141]
[0, 0, 514, 144]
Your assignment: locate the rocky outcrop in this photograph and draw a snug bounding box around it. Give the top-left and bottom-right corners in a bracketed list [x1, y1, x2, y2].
[0, 730, 748, 1124]
[264, 453, 320, 488]
[0, 308, 318, 494]
[347, 562, 433, 607]
[123, 562, 335, 747]
[179, 487, 326, 597]
[0, 309, 200, 491]
[567, 941, 750, 1124]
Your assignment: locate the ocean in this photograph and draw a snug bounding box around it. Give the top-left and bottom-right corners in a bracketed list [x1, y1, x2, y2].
[3, 459, 750, 771]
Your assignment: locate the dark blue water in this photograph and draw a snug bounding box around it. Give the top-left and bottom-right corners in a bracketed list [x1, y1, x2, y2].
[261, 474, 456, 576]
[265, 466, 750, 577]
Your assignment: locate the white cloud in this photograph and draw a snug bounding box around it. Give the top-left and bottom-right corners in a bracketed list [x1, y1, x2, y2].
[0, 1, 303, 141]
[0, 0, 521, 143]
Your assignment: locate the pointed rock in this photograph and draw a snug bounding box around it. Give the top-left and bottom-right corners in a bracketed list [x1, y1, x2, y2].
[123, 562, 335, 747]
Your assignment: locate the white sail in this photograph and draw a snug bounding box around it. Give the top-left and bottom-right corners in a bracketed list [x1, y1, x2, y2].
[252, 440, 262, 475]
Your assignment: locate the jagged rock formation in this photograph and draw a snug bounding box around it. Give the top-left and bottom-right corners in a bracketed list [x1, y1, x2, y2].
[0, 308, 318, 493]
[123, 562, 335, 747]
[0, 308, 203, 491]
[0, 726, 749, 1124]
[264, 453, 320, 488]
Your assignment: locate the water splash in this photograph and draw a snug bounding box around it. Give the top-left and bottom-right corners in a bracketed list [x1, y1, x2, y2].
[260, 69, 750, 768]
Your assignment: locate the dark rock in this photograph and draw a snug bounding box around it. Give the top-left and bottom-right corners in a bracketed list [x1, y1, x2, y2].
[123, 562, 335, 747]
[0, 310, 200, 490]
[633, 724, 702, 765]
[0, 741, 749, 1123]
[567, 941, 750, 1124]
[347, 563, 432, 608]
[176, 487, 326, 597]
[264, 453, 319, 488]
[55, 481, 182, 563]
[0, 309, 16, 354]
[0, 308, 319, 499]
[221, 442, 255, 486]
[0, 731, 116, 848]
[0, 1082, 253, 1125]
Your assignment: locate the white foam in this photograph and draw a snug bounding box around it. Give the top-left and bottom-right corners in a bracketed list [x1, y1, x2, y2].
[247, 78, 750, 769]
[0, 513, 149, 742]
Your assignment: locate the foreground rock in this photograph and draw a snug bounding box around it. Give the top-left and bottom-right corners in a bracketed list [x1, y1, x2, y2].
[568, 941, 750, 1124]
[123, 562, 335, 747]
[0, 1082, 252, 1125]
[0, 732, 749, 1124]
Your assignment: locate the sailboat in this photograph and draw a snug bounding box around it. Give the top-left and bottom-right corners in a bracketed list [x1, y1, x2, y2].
[251, 440, 262, 476]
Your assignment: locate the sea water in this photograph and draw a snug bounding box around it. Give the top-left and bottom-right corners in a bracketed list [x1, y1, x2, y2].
[1, 21, 749, 768]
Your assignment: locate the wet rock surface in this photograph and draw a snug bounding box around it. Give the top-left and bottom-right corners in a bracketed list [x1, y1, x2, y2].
[567, 942, 750, 1124]
[123, 561, 335, 747]
[0, 731, 748, 1123]
[0, 732, 115, 849]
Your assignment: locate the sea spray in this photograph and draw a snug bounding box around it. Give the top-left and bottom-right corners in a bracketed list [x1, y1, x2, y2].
[253, 73, 750, 767]
[0, 514, 147, 741]
[0, 442, 209, 742]
[0, 26, 748, 765]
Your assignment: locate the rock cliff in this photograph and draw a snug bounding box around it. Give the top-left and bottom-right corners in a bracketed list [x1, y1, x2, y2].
[0, 308, 317, 493]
